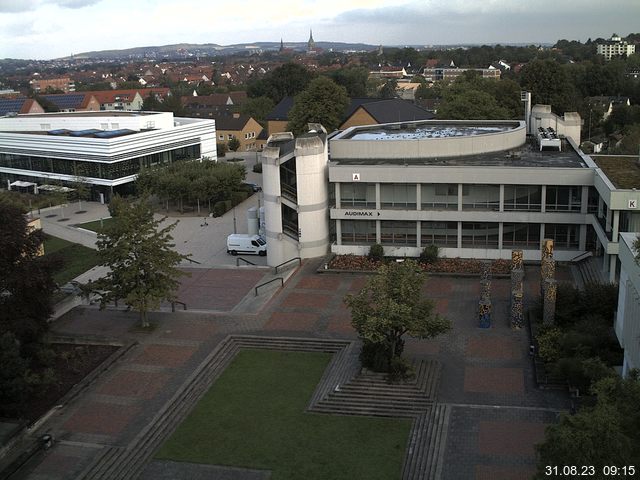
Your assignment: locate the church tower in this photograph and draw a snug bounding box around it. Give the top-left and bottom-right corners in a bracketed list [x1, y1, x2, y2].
[307, 29, 316, 54]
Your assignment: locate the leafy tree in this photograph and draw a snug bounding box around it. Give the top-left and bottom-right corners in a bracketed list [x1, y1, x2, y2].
[240, 96, 275, 126]
[0, 199, 56, 354]
[286, 77, 349, 134]
[614, 124, 640, 154]
[344, 260, 451, 373]
[228, 137, 241, 152]
[535, 374, 640, 478]
[519, 59, 578, 114]
[438, 88, 509, 120]
[329, 67, 369, 97]
[85, 196, 189, 327]
[247, 63, 315, 103]
[380, 79, 398, 99]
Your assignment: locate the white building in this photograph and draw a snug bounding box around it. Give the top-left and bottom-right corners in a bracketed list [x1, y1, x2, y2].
[262, 106, 640, 282]
[597, 34, 636, 60]
[0, 111, 216, 201]
[615, 233, 640, 377]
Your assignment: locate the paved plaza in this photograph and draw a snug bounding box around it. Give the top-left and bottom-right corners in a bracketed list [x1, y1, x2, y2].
[8, 253, 572, 480]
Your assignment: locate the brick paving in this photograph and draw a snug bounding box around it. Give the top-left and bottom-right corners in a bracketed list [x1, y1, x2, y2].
[19, 262, 571, 480]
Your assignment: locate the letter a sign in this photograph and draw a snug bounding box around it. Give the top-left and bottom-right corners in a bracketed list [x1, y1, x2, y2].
[352, 173, 361, 181]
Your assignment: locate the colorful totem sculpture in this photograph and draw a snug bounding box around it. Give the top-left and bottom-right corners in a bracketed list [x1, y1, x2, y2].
[510, 250, 524, 329]
[478, 261, 492, 328]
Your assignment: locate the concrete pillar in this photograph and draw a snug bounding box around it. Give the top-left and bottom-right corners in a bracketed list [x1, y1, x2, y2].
[609, 255, 617, 283]
[458, 183, 463, 211]
[376, 220, 381, 244]
[335, 182, 341, 209]
[540, 185, 546, 213]
[416, 221, 421, 248]
[457, 221, 462, 249]
[416, 184, 421, 211]
[498, 222, 504, 251]
[375, 183, 381, 210]
[579, 224, 587, 251]
[612, 210, 620, 242]
[580, 185, 589, 214]
[598, 196, 603, 218]
[606, 206, 612, 233]
[336, 219, 342, 245]
[499, 184, 505, 212]
[539, 224, 545, 248]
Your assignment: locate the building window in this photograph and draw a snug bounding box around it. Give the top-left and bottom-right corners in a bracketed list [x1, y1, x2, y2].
[281, 204, 298, 239]
[341, 220, 376, 245]
[381, 221, 416, 245]
[421, 221, 458, 247]
[380, 183, 416, 209]
[340, 183, 376, 208]
[546, 186, 581, 212]
[545, 224, 579, 249]
[461, 184, 500, 211]
[502, 223, 541, 248]
[504, 185, 542, 211]
[219, 135, 224, 140]
[421, 184, 458, 210]
[228, 134, 233, 140]
[461, 222, 500, 248]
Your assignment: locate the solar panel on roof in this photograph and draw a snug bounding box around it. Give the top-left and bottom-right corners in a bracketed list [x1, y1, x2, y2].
[41, 94, 85, 109]
[0, 99, 25, 116]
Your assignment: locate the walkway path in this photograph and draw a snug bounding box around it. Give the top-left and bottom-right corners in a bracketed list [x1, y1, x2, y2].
[10, 260, 569, 480]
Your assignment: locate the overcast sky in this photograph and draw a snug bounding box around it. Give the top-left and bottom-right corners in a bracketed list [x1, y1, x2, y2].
[1, 0, 639, 60]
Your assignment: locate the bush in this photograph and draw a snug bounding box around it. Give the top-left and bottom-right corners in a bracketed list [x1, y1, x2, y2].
[212, 201, 227, 217]
[388, 356, 415, 382]
[216, 142, 228, 157]
[368, 243, 384, 262]
[419, 245, 439, 264]
[359, 341, 389, 372]
[252, 162, 263, 173]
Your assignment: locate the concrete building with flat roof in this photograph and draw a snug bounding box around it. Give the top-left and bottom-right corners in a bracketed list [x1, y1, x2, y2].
[262, 106, 640, 283]
[0, 111, 216, 201]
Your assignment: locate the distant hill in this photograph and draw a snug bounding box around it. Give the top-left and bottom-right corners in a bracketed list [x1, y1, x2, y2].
[63, 41, 380, 60]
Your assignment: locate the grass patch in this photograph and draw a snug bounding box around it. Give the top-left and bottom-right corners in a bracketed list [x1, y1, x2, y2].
[44, 235, 100, 285]
[156, 349, 411, 480]
[76, 217, 114, 233]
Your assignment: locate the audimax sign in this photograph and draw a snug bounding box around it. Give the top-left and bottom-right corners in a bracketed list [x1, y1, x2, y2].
[344, 211, 381, 217]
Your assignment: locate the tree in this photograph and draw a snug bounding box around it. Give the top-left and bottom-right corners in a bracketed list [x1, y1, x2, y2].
[247, 63, 315, 103]
[534, 374, 640, 478]
[286, 77, 349, 135]
[344, 260, 451, 374]
[329, 67, 369, 97]
[85, 196, 189, 327]
[227, 137, 241, 152]
[519, 59, 578, 114]
[380, 79, 398, 99]
[240, 96, 275, 126]
[437, 89, 509, 120]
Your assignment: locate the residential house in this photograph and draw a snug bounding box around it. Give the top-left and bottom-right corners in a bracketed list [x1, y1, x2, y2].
[30, 77, 75, 93]
[423, 66, 500, 82]
[214, 113, 263, 152]
[39, 93, 100, 112]
[0, 98, 45, 116]
[87, 90, 145, 111]
[597, 34, 636, 61]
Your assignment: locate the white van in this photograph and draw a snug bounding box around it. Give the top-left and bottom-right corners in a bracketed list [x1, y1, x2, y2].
[226, 234, 267, 256]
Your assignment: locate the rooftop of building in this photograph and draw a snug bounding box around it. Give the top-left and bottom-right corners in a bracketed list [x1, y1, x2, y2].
[592, 156, 640, 189]
[331, 136, 587, 169]
[346, 123, 513, 141]
[11, 111, 159, 118]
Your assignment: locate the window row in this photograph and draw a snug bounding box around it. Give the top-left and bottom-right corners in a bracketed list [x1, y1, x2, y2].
[0, 145, 200, 180]
[337, 183, 588, 212]
[340, 220, 580, 249]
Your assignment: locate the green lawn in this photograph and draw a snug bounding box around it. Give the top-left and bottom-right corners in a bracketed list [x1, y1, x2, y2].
[44, 235, 100, 285]
[156, 350, 411, 480]
[76, 217, 114, 233]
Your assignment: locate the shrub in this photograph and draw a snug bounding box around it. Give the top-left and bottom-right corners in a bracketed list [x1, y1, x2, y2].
[537, 327, 562, 363]
[359, 341, 389, 372]
[212, 200, 227, 217]
[368, 243, 384, 262]
[419, 244, 439, 264]
[252, 162, 263, 173]
[388, 356, 415, 382]
[216, 142, 228, 157]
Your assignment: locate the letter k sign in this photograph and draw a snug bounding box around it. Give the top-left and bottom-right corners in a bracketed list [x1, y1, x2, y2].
[629, 199, 638, 209]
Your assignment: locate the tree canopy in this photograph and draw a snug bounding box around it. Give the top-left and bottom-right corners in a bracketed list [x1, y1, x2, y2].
[85, 196, 189, 327]
[286, 76, 349, 134]
[519, 59, 578, 114]
[247, 63, 315, 103]
[535, 374, 640, 478]
[344, 260, 451, 373]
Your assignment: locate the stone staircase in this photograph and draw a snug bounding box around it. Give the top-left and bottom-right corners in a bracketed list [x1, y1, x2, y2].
[576, 256, 607, 287]
[402, 404, 451, 480]
[75, 335, 449, 480]
[310, 360, 441, 418]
